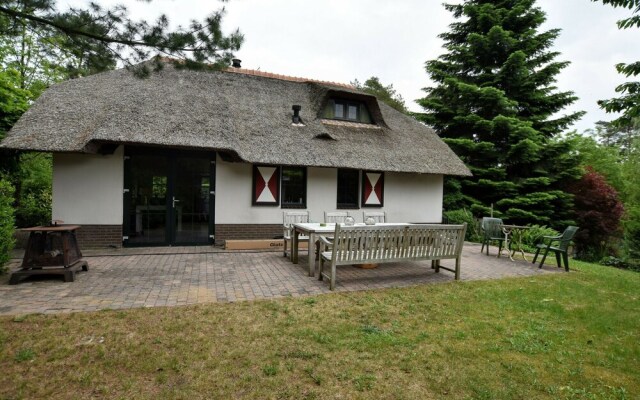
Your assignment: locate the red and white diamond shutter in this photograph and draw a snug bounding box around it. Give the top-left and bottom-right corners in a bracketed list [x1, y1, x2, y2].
[253, 165, 279, 205]
[362, 171, 384, 207]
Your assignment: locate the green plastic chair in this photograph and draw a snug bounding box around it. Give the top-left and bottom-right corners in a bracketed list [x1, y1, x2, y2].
[532, 226, 579, 271]
[480, 217, 505, 256]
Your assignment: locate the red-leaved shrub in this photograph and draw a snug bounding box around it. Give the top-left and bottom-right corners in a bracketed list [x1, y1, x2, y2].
[568, 167, 624, 260]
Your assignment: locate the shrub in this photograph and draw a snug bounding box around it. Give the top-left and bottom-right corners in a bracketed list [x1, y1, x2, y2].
[444, 208, 482, 242]
[15, 187, 52, 227]
[567, 167, 625, 261]
[600, 256, 640, 272]
[520, 225, 560, 253]
[622, 206, 640, 267]
[0, 179, 16, 274]
[14, 152, 52, 227]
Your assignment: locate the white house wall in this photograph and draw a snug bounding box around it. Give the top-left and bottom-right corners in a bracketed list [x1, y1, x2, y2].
[215, 155, 443, 224]
[52, 146, 124, 225]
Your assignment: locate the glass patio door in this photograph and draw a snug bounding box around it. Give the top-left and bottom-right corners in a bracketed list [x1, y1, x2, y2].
[123, 148, 215, 246]
[171, 156, 212, 244]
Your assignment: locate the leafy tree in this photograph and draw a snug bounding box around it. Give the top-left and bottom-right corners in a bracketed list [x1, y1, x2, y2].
[593, 0, 640, 127]
[0, 2, 69, 95]
[568, 167, 625, 260]
[352, 77, 407, 112]
[567, 131, 624, 191]
[0, 0, 244, 76]
[416, 0, 584, 228]
[0, 179, 16, 273]
[574, 123, 640, 264]
[620, 137, 640, 263]
[590, 119, 640, 157]
[0, 68, 29, 174]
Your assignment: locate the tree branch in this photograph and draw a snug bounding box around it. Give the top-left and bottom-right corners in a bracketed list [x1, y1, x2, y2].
[0, 6, 201, 52]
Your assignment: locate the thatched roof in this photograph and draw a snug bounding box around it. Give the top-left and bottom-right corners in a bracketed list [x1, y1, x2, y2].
[1, 62, 471, 176]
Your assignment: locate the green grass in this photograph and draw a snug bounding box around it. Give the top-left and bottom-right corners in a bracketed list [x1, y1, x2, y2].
[0, 260, 638, 399]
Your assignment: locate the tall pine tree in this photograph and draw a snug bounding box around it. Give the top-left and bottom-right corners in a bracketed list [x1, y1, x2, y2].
[417, 0, 584, 228]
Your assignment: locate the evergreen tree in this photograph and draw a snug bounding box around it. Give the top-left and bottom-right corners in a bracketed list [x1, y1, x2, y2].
[416, 0, 584, 228]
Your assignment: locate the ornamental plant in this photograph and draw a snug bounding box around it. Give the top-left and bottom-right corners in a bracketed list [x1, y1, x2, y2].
[568, 167, 625, 260]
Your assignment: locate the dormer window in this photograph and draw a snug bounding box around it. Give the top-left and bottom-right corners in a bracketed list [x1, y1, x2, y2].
[335, 101, 358, 120]
[323, 99, 372, 123]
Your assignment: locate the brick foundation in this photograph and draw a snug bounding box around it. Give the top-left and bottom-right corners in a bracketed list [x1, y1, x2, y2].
[15, 224, 281, 248]
[215, 224, 282, 241]
[75, 225, 122, 248]
[12, 225, 123, 249]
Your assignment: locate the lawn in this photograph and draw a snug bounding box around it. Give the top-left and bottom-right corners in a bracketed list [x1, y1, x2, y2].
[0, 260, 638, 399]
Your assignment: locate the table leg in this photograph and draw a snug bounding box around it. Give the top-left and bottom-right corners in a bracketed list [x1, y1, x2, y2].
[499, 229, 515, 261]
[292, 229, 299, 264]
[511, 230, 529, 262]
[308, 232, 316, 277]
[507, 233, 515, 261]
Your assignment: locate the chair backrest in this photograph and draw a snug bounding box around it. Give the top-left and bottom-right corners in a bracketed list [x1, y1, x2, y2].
[558, 226, 579, 251]
[324, 211, 350, 223]
[481, 217, 503, 237]
[283, 211, 309, 228]
[363, 211, 386, 223]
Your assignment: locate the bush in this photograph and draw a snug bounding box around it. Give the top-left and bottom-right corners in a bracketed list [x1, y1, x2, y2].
[14, 153, 52, 227]
[0, 179, 16, 274]
[600, 256, 640, 272]
[15, 188, 51, 227]
[520, 225, 560, 254]
[623, 206, 640, 262]
[567, 167, 625, 261]
[444, 208, 482, 242]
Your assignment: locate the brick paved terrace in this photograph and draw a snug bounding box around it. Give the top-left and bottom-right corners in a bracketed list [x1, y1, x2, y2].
[0, 243, 564, 315]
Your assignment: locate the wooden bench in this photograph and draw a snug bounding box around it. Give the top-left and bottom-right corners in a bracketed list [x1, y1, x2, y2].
[318, 223, 467, 290]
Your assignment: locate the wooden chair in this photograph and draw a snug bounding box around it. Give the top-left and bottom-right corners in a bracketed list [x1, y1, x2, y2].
[363, 211, 386, 223]
[532, 226, 578, 271]
[324, 211, 350, 224]
[283, 211, 310, 257]
[480, 217, 505, 255]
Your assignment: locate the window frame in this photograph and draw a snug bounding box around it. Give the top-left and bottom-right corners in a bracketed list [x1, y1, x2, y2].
[333, 99, 364, 122]
[336, 168, 360, 210]
[281, 166, 307, 209]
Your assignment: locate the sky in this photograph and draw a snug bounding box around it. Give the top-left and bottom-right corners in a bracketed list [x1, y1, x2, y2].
[63, 0, 640, 133]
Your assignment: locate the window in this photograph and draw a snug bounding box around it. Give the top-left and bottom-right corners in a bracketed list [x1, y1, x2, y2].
[323, 99, 373, 123]
[337, 169, 359, 209]
[281, 167, 307, 208]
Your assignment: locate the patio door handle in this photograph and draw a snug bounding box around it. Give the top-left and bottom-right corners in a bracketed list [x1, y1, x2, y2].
[172, 196, 180, 208]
